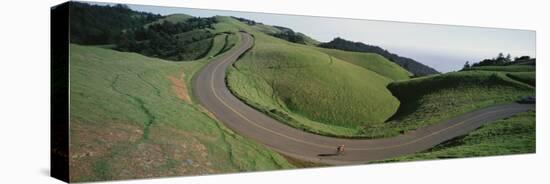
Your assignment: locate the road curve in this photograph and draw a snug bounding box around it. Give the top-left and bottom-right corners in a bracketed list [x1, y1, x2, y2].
[194, 32, 535, 165]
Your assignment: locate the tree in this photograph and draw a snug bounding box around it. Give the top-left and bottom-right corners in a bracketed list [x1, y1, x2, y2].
[463, 61, 471, 70]
[515, 56, 531, 61]
[113, 4, 130, 10]
[505, 54, 512, 63]
[491, 53, 507, 65]
[497, 53, 504, 60]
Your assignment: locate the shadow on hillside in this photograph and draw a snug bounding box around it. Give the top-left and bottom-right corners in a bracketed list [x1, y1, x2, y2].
[386, 99, 421, 122]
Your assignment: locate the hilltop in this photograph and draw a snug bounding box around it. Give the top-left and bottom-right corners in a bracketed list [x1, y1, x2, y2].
[147, 14, 194, 25]
[314, 47, 412, 80]
[232, 17, 320, 46]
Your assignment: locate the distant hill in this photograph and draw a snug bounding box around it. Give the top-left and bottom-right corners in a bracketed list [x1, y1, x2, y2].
[319, 37, 439, 76]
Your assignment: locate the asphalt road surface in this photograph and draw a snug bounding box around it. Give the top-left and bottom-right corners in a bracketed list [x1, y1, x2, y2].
[194, 32, 535, 165]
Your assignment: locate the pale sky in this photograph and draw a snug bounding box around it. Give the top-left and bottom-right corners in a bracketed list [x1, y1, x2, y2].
[93, 2, 536, 73]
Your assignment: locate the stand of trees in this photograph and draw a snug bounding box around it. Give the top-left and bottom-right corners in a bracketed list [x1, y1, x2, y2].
[116, 17, 217, 61]
[270, 26, 306, 44]
[69, 2, 161, 45]
[462, 53, 535, 70]
[69, 2, 219, 61]
[319, 37, 440, 76]
[231, 16, 260, 25]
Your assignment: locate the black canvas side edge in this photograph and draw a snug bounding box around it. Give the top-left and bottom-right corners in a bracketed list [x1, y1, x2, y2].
[51, 1, 70, 183]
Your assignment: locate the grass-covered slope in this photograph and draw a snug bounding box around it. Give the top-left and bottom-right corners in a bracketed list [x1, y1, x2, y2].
[507, 72, 535, 87]
[319, 37, 439, 76]
[69, 44, 293, 182]
[234, 19, 321, 46]
[373, 71, 535, 138]
[315, 47, 412, 80]
[466, 65, 535, 72]
[220, 18, 401, 137]
[377, 110, 535, 162]
[466, 61, 535, 87]
[169, 29, 214, 61]
[146, 14, 193, 26]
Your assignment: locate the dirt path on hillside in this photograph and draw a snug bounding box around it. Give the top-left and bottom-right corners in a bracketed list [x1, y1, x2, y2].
[168, 69, 191, 103]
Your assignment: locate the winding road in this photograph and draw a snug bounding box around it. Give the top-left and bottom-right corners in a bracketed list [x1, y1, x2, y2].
[194, 32, 535, 165]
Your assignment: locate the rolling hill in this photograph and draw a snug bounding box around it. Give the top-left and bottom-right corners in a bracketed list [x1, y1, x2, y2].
[314, 47, 412, 80]
[378, 70, 535, 138]
[213, 18, 404, 137]
[68, 40, 294, 181]
[207, 16, 534, 140]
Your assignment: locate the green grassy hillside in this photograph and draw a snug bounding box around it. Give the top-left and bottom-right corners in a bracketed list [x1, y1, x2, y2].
[315, 47, 412, 80]
[466, 65, 535, 72]
[318, 37, 439, 76]
[244, 22, 320, 46]
[145, 14, 193, 27]
[157, 14, 193, 23]
[370, 71, 535, 138]
[376, 110, 535, 162]
[173, 29, 212, 43]
[252, 24, 281, 34]
[297, 32, 321, 46]
[216, 18, 401, 137]
[162, 28, 216, 61]
[466, 64, 535, 87]
[204, 34, 226, 57]
[507, 72, 535, 87]
[69, 43, 293, 182]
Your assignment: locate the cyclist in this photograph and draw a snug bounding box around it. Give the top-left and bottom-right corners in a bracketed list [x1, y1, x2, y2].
[336, 144, 345, 155]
